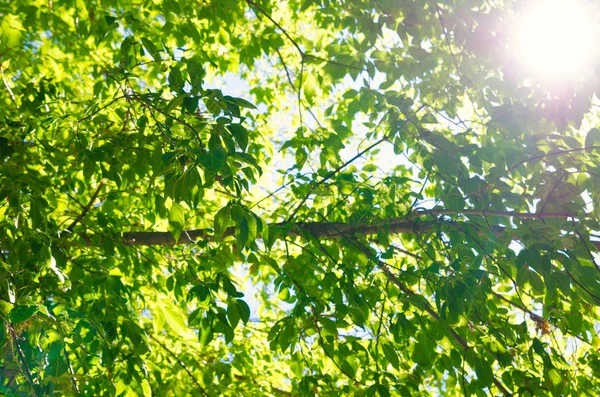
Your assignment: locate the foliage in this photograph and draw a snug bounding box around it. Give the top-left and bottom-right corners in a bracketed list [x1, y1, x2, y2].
[1, 0, 600, 396]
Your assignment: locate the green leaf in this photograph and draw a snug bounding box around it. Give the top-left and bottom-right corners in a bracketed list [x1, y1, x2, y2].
[238, 216, 249, 248]
[120, 35, 135, 60]
[227, 96, 257, 110]
[168, 66, 184, 92]
[445, 186, 465, 211]
[186, 56, 205, 89]
[230, 152, 262, 174]
[183, 96, 199, 113]
[137, 114, 148, 133]
[199, 317, 214, 346]
[420, 112, 438, 124]
[381, 342, 400, 369]
[189, 285, 210, 302]
[200, 145, 227, 172]
[30, 198, 46, 229]
[141, 37, 161, 61]
[412, 333, 434, 366]
[547, 368, 562, 386]
[246, 214, 257, 245]
[320, 317, 337, 335]
[585, 127, 600, 148]
[531, 338, 546, 357]
[0, 298, 13, 315]
[227, 124, 249, 151]
[0, 14, 24, 49]
[529, 271, 545, 295]
[377, 383, 391, 397]
[214, 205, 231, 238]
[566, 313, 582, 334]
[227, 300, 240, 328]
[516, 265, 529, 288]
[141, 379, 152, 397]
[9, 305, 38, 325]
[165, 95, 184, 113]
[159, 303, 188, 337]
[593, 195, 600, 222]
[363, 163, 378, 172]
[237, 299, 251, 323]
[474, 355, 494, 387]
[168, 202, 186, 242]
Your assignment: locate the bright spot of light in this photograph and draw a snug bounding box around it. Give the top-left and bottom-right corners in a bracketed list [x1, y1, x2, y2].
[514, 0, 599, 83]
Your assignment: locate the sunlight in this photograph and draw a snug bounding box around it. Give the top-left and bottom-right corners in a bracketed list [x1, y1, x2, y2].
[514, 0, 598, 83]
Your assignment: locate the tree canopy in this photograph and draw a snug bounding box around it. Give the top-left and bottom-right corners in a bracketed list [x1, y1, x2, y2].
[2, 0, 600, 395]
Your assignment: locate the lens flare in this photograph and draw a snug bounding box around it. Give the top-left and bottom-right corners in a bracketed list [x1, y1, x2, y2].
[514, 0, 599, 83]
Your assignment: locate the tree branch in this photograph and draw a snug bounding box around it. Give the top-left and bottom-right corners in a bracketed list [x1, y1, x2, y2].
[147, 333, 209, 397]
[65, 181, 104, 233]
[350, 240, 512, 397]
[508, 146, 600, 172]
[9, 326, 39, 396]
[285, 137, 387, 222]
[123, 218, 434, 245]
[245, 0, 366, 71]
[121, 210, 594, 247]
[412, 208, 576, 219]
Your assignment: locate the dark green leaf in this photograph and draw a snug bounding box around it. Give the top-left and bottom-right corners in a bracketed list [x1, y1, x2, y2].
[168, 202, 186, 242]
[141, 37, 161, 61]
[10, 305, 38, 325]
[382, 342, 400, 369]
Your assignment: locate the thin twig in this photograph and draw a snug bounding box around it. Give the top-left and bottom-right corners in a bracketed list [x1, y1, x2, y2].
[78, 95, 127, 123]
[432, 3, 483, 121]
[66, 181, 104, 233]
[1, 65, 21, 120]
[373, 280, 390, 374]
[351, 240, 513, 396]
[148, 333, 209, 397]
[538, 175, 562, 215]
[246, 0, 304, 56]
[132, 93, 204, 149]
[285, 137, 387, 223]
[508, 146, 600, 172]
[63, 346, 80, 393]
[245, 0, 365, 72]
[9, 326, 39, 396]
[275, 49, 323, 128]
[575, 230, 600, 275]
[297, 57, 304, 135]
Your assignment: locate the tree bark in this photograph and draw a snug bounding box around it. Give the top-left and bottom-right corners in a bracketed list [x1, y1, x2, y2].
[122, 219, 436, 246]
[121, 211, 598, 248]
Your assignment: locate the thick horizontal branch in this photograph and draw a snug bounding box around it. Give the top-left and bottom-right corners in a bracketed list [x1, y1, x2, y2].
[411, 209, 576, 219]
[122, 219, 435, 246]
[121, 210, 598, 248]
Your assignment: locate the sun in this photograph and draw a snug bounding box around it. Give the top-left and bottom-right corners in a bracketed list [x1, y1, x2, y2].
[514, 0, 599, 83]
